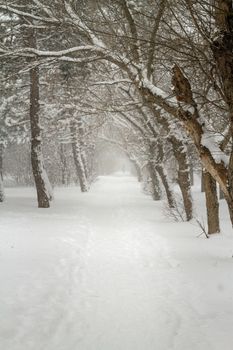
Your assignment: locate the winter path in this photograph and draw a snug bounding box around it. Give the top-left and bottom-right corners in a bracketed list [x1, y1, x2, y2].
[1, 175, 233, 350]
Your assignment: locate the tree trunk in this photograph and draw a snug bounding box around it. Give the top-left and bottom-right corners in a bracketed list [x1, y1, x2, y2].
[219, 186, 225, 200]
[131, 159, 142, 182]
[154, 142, 176, 208]
[147, 162, 161, 200]
[170, 138, 193, 221]
[70, 121, 89, 192]
[175, 154, 193, 221]
[189, 162, 194, 186]
[0, 144, 4, 202]
[203, 171, 220, 234]
[28, 30, 52, 208]
[30, 65, 52, 207]
[201, 169, 205, 192]
[156, 164, 176, 208]
[77, 116, 89, 181]
[60, 143, 69, 185]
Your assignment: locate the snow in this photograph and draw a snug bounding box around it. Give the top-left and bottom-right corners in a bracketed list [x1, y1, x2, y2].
[141, 70, 178, 107]
[201, 132, 229, 166]
[1, 175, 233, 349]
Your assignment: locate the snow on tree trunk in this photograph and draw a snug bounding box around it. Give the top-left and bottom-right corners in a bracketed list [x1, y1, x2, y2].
[60, 143, 69, 185]
[70, 121, 89, 192]
[0, 144, 4, 202]
[151, 142, 176, 208]
[154, 110, 193, 220]
[189, 163, 194, 186]
[77, 116, 89, 182]
[203, 170, 220, 234]
[147, 162, 161, 200]
[173, 143, 193, 221]
[171, 64, 233, 225]
[156, 164, 176, 208]
[28, 29, 53, 208]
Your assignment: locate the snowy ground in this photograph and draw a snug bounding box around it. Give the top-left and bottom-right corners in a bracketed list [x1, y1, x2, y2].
[1, 175, 233, 350]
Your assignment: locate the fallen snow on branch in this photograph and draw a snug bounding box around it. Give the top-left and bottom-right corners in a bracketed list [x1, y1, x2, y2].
[201, 132, 229, 166]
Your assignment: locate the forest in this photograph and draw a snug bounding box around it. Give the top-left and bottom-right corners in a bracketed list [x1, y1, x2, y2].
[0, 0, 233, 233]
[1, 1, 233, 349]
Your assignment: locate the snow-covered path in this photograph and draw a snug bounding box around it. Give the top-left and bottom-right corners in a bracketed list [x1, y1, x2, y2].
[1, 176, 233, 350]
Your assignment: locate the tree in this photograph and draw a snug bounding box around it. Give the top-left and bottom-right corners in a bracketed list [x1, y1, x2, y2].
[0, 0, 231, 232]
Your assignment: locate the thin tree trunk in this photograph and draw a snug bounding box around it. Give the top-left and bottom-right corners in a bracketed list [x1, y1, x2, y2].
[152, 110, 193, 220]
[203, 171, 220, 234]
[60, 143, 68, 185]
[201, 169, 205, 192]
[30, 64, 52, 207]
[28, 30, 52, 208]
[171, 140, 193, 220]
[77, 116, 89, 181]
[154, 142, 176, 208]
[156, 164, 176, 208]
[70, 121, 89, 192]
[0, 144, 4, 202]
[219, 186, 225, 200]
[147, 162, 161, 200]
[189, 162, 194, 186]
[131, 159, 142, 182]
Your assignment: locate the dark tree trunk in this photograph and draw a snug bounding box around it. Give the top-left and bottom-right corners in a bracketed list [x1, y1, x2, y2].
[219, 186, 225, 200]
[203, 171, 220, 234]
[201, 169, 205, 192]
[28, 30, 52, 208]
[30, 65, 52, 207]
[0, 144, 4, 202]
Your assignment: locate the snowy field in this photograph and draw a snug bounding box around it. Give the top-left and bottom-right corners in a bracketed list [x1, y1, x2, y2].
[1, 175, 233, 350]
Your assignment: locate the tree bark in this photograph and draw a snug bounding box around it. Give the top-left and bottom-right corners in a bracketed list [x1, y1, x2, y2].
[156, 164, 176, 208]
[147, 162, 161, 200]
[70, 121, 89, 192]
[60, 143, 69, 185]
[173, 144, 193, 220]
[131, 159, 142, 182]
[201, 169, 205, 192]
[189, 162, 194, 186]
[153, 142, 176, 208]
[219, 186, 225, 200]
[203, 170, 220, 234]
[28, 30, 52, 208]
[152, 110, 193, 220]
[0, 144, 4, 202]
[76, 116, 89, 181]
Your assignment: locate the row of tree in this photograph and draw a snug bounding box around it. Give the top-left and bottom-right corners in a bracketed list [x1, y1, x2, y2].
[0, 0, 233, 235]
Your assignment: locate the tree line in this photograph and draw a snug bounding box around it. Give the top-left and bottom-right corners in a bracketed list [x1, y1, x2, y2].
[0, 0, 232, 235]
